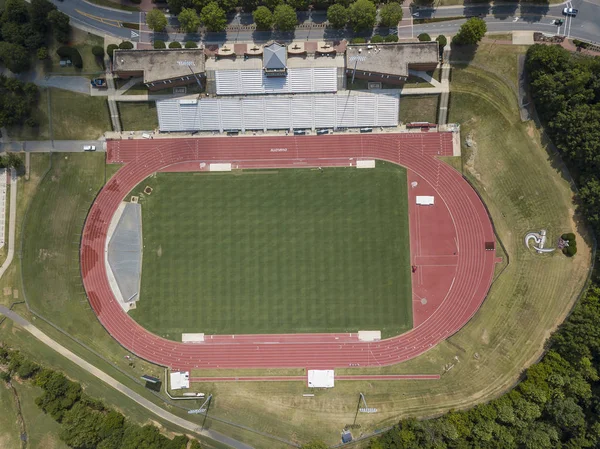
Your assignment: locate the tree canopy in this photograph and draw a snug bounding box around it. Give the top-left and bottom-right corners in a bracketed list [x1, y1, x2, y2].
[252, 6, 274, 30]
[200, 2, 227, 32]
[348, 0, 376, 32]
[273, 4, 297, 31]
[452, 17, 487, 45]
[379, 1, 402, 28]
[178, 7, 201, 32]
[146, 9, 168, 31]
[327, 4, 348, 29]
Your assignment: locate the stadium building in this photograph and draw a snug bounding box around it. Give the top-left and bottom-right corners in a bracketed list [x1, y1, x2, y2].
[112, 41, 439, 133]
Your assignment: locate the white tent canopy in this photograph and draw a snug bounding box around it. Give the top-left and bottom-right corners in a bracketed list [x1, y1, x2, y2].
[170, 371, 190, 390]
[308, 370, 335, 388]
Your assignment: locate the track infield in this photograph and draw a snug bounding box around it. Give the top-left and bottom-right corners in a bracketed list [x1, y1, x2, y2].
[130, 164, 412, 338]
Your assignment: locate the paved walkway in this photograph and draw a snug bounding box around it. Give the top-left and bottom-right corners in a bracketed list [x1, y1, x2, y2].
[0, 306, 253, 449]
[437, 56, 451, 125]
[0, 169, 17, 279]
[104, 57, 122, 133]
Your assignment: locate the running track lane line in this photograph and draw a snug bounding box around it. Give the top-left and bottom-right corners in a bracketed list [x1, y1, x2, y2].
[0, 306, 253, 449]
[190, 374, 441, 382]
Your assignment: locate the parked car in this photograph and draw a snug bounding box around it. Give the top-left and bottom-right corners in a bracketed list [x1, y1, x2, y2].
[554, 19, 565, 25]
[563, 7, 578, 16]
[83, 145, 96, 151]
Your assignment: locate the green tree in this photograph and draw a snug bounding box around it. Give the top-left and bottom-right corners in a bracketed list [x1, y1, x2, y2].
[106, 44, 119, 58]
[264, 0, 282, 11]
[153, 40, 166, 49]
[0, 42, 30, 73]
[452, 17, 487, 45]
[218, 0, 237, 12]
[384, 34, 398, 42]
[327, 4, 348, 28]
[273, 4, 296, 31]
[436, 34, 447, 48]
[37, 46, 48, 60]
[30, 0, 57, 31]
[167, 0, 194, 14]
[119, 41, 134, 49]
[436, 34, 447, 56]
[253, 6, 274, 30]
[146, 9, 168, 31]
[379, 2, 402, 27]
[201, 2, 227, 32]
[59, 402, 104, 449]
[185, 40, 198, 48]
[92, 45, 105, 58]
[287, 0, 309, 11]
[418, 33, 431, 41]
[178, 7, 201, 32]
[47, 9, 70, 43]
[2, 0, 29, 23]
[348, 0, 376, 32]
[370, 34, 384, 43]
[169, 41, 182, 48]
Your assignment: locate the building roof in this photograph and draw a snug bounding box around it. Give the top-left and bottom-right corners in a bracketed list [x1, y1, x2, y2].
[170, 371, 190, 390]
[113, 49, 205, 84]
[263, 42, 287, 71]
[345, 42, 439, 78]
[307, 370, 335, 388]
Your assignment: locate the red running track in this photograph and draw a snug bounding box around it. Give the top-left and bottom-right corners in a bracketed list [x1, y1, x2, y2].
[81, 132, 495, 371]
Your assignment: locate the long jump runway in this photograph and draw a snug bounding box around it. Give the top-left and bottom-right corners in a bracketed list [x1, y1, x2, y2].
[81, 132, 496, 370]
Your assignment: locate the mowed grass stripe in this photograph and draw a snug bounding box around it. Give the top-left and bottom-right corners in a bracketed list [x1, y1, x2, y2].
[130, 163, 412, 337]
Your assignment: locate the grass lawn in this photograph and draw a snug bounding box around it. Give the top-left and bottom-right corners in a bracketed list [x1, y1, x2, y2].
[162, 44, 591, 445]
[130, 163, 412, 337]
[8, 89, 111, 140]
[404, 75, 434, 88]
[399, 95, 439, 123]
[118, 102, 159, 131]
[20, 154, 164, 381]
[12, 382, 69, 449]
[0, 383, 21, 449]
[41, 29, 105, 76]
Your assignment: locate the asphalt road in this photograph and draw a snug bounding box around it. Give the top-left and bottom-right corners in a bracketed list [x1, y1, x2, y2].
[53, 0, 600, 44]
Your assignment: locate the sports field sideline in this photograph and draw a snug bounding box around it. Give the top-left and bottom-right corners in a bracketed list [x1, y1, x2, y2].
[129, 162, 412, 339]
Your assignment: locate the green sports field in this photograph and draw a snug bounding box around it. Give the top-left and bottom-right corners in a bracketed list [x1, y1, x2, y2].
[129, 163, 412, 338]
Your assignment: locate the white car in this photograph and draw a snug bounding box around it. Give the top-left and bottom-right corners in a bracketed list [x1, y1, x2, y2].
[83, 145, 96, 151]
[563, 7, 578, 16]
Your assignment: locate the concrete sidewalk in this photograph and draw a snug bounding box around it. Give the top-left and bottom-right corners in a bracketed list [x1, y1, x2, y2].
[0, 305, 253, 449]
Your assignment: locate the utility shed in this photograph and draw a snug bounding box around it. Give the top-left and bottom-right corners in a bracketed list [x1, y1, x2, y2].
[308, 370, 335, 388]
